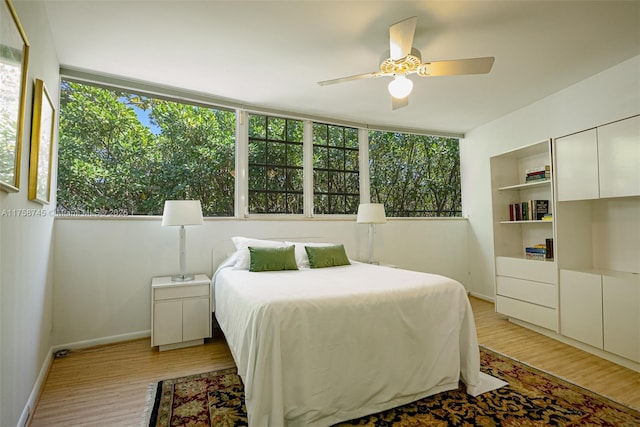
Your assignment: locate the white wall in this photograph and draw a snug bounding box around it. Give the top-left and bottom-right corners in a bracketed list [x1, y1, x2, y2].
[460, 55, 640, 300]
[0, 1, 59, 426]
[52, 217, 469, 347]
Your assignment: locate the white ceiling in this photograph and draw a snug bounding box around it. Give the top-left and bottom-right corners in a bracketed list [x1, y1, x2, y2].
[43, 1, 640, 136]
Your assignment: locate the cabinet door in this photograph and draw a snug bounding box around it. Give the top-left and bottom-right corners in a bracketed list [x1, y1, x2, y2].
[560, 270, 603, 348]
[597, 115, 640, 198]
[182, 297, 211, 341]
[602, 275, 640, 362]
[555, 129, 599, 201]
[154, 300, 183, 346]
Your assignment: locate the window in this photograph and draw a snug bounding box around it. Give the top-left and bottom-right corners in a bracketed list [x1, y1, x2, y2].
[57, 80, 236, 216]
[312, 123, 359, 214]
[248, 114, 304, 214]
[369, 131, 461, 217]
[58, 78, 460, 219]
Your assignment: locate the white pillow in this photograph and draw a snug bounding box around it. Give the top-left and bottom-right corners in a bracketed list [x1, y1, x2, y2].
[231, 236, 289, 270]
[285, 241, 335, 268]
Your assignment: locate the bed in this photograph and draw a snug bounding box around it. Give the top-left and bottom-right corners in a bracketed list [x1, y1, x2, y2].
[213, 238, 484, 427]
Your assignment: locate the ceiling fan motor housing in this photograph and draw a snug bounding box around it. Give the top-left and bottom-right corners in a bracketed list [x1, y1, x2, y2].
[379, 47, 422, 76]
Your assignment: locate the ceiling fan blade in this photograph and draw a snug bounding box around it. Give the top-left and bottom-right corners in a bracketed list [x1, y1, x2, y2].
[391, 96, 409, 110]
[420, 57, 495, 76]
[389, 16, 417, 60]
[317, 71, 382, 86]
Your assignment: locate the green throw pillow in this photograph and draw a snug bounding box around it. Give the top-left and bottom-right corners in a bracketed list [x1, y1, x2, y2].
[304, 244, 351, 268]
[248, 245, 298, 272]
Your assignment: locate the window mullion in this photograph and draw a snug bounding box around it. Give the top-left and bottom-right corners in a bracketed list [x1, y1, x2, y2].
[235, 109, 249, 217]
[358, 127, 370, 204]
[303, 120, 314, 217]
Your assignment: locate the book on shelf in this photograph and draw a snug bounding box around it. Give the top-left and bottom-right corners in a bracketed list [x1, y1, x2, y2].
[545, 238, 554, 258]
[525, 165, 550, 174]
[524, 165, 551, 183]
[525, 251, 546, 261]
[508, 199, 549, 221]
[534, 199, 549, 220]
[525, 173, 551, 182]
[541, 213, 553, 221]
[524, 240, 553, 260]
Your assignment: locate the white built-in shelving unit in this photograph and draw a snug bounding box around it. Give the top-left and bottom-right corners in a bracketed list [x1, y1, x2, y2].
[490, 115, 640, 372]
[490, 140, 557, 331]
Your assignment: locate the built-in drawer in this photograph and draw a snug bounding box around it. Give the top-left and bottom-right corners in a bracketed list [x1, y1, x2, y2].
[496, 295, 558, 331]
[496, 276, 556, 308]
[496, 256, 557, 284]
[154, 284, 209, 301]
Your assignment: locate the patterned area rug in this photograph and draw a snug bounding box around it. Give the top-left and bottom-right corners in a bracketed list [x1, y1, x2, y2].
[145, 347, 640, 426]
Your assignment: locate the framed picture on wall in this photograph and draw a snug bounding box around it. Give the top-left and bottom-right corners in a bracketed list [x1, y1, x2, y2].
[28, 79, 55, 204]
[0, 0, 30, 192]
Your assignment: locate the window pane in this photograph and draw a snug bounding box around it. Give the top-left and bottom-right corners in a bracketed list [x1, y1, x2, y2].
[249, 140, 266, 164]
[313, 145, 328, 169]
[286, 168, 303, 191]
[314, 170, 328, 193]
[345, 127, 359, 149]
[57, 80, 236, 216]
[249, 166, 266, 190]
[287, 120, 304, 142]
[287, 143, 303, 167]
[345, 150, 359, 171]
[267, 142, 286, 165]
[328, 125, 344, 147]
[369, 131, 461, 217]
[268, 117, 286, 141]
[328, 148, 344, 171]
[313, 123, 327, 145]
[314, 194, 328, 214]
[249, 114, 266, 138]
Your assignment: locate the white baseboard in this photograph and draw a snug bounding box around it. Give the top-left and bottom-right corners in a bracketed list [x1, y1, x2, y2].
[18, 346, 54, 427]
[52, 330, 150, 353]
[469, 292, 494, 303]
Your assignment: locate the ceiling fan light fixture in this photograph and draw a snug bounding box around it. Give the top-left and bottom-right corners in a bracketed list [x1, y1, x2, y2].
[388, 74, 413, 99]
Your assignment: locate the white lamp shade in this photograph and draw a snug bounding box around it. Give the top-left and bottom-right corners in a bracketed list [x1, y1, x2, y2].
[357, 203, 386, 224]
[161, 200, 204, 226]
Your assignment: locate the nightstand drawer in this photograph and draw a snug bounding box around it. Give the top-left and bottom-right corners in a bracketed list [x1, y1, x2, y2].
[154, 284, 209, 301]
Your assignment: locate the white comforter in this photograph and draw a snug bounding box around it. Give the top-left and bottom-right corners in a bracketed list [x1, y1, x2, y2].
[214, 262, 481, 427]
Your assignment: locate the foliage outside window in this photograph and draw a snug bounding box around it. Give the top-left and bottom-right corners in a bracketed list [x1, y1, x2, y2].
[248, 114, 304, 214]
[369, 131, 461, 217]
[57, 80, 236, 216]
[312, 123, 359, 214]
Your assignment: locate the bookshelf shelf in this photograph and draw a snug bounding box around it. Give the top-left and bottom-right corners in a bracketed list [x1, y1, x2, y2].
[498, 179, 551, 192]
[499, 220, 552, 224]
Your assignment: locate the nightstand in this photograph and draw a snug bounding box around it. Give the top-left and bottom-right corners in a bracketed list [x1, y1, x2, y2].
[151, 274, 212, 351]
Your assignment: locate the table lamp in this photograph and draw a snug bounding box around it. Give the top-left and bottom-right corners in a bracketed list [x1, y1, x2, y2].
[357, 203, 386, 264]
[162, 200, 203, 282]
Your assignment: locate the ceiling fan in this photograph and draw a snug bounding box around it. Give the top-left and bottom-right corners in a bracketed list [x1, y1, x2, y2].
[317, 16, 495, 110]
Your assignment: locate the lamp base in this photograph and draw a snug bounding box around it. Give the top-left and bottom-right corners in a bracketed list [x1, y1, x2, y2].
[171, 274, 195, 282]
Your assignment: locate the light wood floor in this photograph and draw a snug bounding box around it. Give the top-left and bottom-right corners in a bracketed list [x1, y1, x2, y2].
[29, 297, 640, 426]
